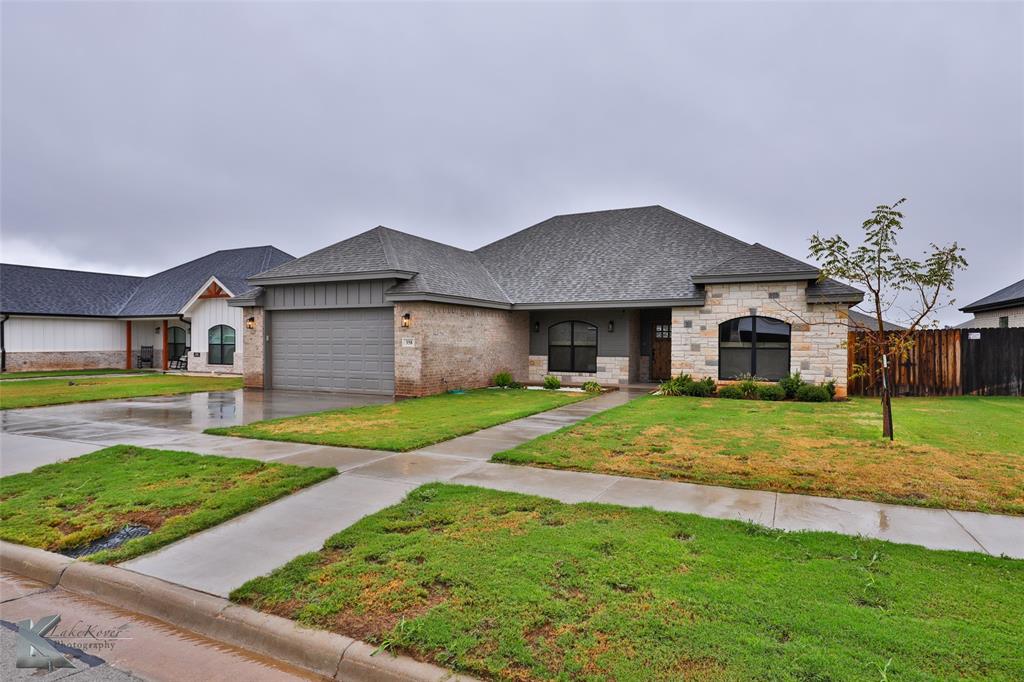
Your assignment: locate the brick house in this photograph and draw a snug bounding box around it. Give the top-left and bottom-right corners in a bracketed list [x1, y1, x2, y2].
[958, 277, 1024, 328]
[234, 206, 863, 397]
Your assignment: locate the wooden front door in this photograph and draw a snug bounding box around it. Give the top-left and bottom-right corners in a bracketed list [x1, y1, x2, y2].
[651, 322, 672, 381]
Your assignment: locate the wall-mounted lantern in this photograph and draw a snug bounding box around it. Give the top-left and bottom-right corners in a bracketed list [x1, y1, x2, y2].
[533, 321, 540, 333]
[608, 320, 615, 333]
[246, 316, 256, 330]
[154, 326, 161, 334]
[401, 313, 412, 328]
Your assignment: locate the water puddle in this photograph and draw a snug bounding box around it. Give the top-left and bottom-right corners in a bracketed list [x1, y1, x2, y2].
[62, 524, 152, 558]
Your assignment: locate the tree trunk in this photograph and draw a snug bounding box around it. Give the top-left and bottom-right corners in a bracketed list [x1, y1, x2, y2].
[880, 351, 894, 440]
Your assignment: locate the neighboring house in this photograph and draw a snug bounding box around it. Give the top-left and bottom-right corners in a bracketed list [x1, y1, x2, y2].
[846, 309, 906, 332]
[0, 247, 293, 373]
[958, 277, 1024, 328]
[233, 206, 863, 397]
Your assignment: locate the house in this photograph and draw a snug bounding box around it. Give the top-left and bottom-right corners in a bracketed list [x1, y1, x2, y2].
[958, 277, 1024, 328]
[0, 246, 293, 373]
[232, 206, 863, 397]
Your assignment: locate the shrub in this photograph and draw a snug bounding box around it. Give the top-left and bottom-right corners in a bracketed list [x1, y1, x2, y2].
[508, 381, 523, 389]
[757, 383, 786, 401]
[735, 374, 761, 399]
[543, 375, 562, 390]
[684, 377, 716, 397]
[659, 373, 693, 396]
[796, 384, 830, 402]
[779, 372, 804, 399]
[718, 384, 745, 399]
[492, 371, 514, 388]
[582, 380, 602, 394]
[823, 379, 837, 400]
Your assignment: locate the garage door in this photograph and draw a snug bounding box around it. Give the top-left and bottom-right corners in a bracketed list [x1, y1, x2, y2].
[270, 308, 394, 394]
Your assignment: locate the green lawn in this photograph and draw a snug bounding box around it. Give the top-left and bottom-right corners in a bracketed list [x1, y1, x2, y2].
[0, 445, 335, 563]
[206, 389, 589, 452]
[0, 374, 243, 409]
[0, 368, 153, 380]
[492, 395, 1024, 515]
[233, 484, 1023, 681]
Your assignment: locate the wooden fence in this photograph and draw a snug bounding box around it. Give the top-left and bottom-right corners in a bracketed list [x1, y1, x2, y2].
[847, 328, 1024, 397]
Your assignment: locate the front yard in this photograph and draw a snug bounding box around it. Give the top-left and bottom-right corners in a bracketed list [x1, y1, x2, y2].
[493, 395, 1024, 515]
[207, 388, 589, 451]
[233, 484, 1022, 681]
[0, 445, 335, 563]
[0, 374, 243, 409]
[0, 368, 152, 380]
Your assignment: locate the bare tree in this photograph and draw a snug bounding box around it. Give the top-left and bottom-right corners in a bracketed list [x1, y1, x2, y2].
[809, 199, 967, 439]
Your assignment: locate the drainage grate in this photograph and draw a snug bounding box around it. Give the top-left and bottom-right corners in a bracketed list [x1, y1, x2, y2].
[61, 524, 152, 558]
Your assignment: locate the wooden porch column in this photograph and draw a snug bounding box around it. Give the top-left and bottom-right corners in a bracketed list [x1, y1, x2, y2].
[125, 321, 132, 369]
[162, 320, 169, 371]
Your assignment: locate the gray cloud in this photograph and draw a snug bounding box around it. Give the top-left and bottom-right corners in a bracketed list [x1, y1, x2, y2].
[2, 1, 1021, 324]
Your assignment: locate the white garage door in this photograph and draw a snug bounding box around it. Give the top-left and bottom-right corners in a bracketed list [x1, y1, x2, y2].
[270, 308, 395, 394]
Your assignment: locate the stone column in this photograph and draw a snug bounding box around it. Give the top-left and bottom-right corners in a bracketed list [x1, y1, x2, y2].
[242, 307, 265, 389]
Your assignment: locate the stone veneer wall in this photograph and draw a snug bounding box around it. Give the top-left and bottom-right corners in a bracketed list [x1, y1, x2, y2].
[394, 302, 529, 397]
[187, 350, 243, 375]
[3, 351, 125, 372]
[528, 355, 630, 386]
[671, 282, 850, 395]
[241, 307, 265, 388]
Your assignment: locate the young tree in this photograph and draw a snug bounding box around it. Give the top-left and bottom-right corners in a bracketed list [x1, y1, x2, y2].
[809, 199, 967, 440]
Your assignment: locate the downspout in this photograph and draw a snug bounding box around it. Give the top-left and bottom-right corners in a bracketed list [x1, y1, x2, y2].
[1, 314, 8, 373]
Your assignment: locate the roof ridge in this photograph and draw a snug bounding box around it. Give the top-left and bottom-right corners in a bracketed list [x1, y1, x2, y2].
[376, 226, 401, 269]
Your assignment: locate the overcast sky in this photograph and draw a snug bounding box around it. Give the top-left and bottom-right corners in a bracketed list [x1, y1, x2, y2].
[2, 1, 1021, 324]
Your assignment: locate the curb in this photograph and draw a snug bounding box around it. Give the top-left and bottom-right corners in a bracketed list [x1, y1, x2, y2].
[0, 541, 478, 682]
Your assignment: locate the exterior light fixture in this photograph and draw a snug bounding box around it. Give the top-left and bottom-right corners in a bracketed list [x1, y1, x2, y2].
[246, 316, 256, 330]
[533, 321, 540, 333]
[608, 320, 615, 333]
[401, 313, 412, 328]
[154, 326, 160, 334]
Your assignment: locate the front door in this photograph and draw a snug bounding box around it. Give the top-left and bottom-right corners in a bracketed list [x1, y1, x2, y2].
[651, 322, 672, 381]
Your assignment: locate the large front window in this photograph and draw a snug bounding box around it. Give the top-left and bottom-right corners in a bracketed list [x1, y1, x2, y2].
[548, 321, 598, 373]
[718, 316, 791, 380]
[168, 326, 187, 360]
[208, 325, 236, 365]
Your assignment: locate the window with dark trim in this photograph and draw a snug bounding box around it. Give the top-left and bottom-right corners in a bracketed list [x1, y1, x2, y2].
[718, 316, 791, 380]
[208, 325, 236, 365]
[548, 321, 598, 373]
[999, 316, 1009, 328]
[168, 326, 187, 361]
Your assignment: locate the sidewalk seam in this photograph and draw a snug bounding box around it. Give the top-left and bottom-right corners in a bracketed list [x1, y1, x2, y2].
[944, 510, 990, 555]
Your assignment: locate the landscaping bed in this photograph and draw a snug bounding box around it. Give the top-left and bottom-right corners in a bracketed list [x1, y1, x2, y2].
[232, 483, 1022, 681]
[206, 388, 589, 452]
[0, 374, 243, 409]
[493, 395, 1024, 515]
[0, 445, 335, 563]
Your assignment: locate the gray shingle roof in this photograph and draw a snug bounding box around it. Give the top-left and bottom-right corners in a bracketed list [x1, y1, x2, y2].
[960, 277, 1024, 313]
[1, 246, 293, 317]
[383, 229, 510, 304]
[0, 265, 142, 316]
[806, 277, 864, 303]
[251, 228, 398, 281]
[693, 243, 819, 283]
[847, 309, 906, 331]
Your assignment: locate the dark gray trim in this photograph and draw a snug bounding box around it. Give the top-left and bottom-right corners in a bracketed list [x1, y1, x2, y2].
[385, 292, 513, 310]
[807, 294, 864, 304]
[960, 298, 1024, 314]
[691, 272, 818, 284]
[249, 270, 416, 286]
[512, 298, 705, 310]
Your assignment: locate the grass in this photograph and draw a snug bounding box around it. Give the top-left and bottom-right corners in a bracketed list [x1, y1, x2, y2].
[492, 395, 1024, 515]
[206, 389, 590, 452]
[0, 374, 243, 409]
[232, 483, 1023, 681]
[0, 368, 153, 380]
[0, 445, 335, 563]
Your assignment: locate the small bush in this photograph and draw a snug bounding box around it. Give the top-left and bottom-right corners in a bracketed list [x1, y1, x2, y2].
[779, 372, 805, 399]
[582, 381, 602, 393]
[718, 385, 745, 399]
[659, 373, 693, 396]
[492, 371, 514, 388]
[796, 384, 830, 402]
[543, 375, 562, 390]
[735, 374, 761, 399]
[823, 379, 837, 400]
[684, 377, 716, 397]
[508, 381, 523, 389]
[757, 383, 786, 401]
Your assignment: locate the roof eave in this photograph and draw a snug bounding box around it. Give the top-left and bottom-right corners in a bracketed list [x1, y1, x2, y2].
[510, 297, 706, 310]
[385, 292, 512, 310]
[690, 272, 819, 284]
[959, 298, 1024, 314]
[807, 293, 864, 305]
[248, 270, 417, 286]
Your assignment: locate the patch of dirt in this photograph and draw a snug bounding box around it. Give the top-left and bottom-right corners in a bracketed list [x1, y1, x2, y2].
[332, 581, 450, 642]
[116, 503, 199, 530]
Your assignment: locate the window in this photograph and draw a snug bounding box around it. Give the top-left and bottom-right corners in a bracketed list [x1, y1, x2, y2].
[999, 316, 1009, 328]
[548, 321, 598, 373]
[208, 325, 235, 365]
[718, 316, 791, 380]
[654, 324, 671, 339]
[168, 326, 187, 360]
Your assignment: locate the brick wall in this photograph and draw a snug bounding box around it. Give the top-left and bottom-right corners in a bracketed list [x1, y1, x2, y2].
[241, 307, 265, 388]
[3, 351, 125, 372]
[528, 355, 630, 386]
[187, 351, 243, 375]
[394, 302, 529, 397]
[671, 282, 850, 395]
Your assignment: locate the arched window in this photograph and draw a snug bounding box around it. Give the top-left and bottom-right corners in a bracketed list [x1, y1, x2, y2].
[208, 325, 236, 365]
[718, 316, 790, 380]
[168, 326, 187, 361]
[548, 321, 598, 373]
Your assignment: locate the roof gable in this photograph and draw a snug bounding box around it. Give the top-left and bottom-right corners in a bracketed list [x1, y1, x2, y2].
[693, 243, 819, 283]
